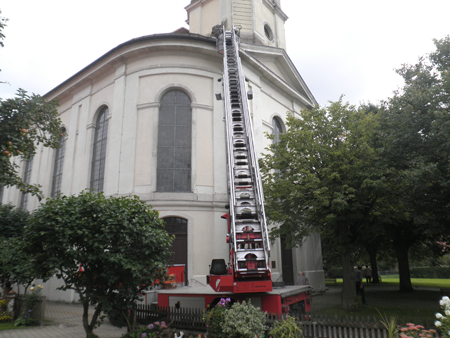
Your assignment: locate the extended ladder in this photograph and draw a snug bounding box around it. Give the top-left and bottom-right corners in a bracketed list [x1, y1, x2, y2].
[221, 28, 271, 283]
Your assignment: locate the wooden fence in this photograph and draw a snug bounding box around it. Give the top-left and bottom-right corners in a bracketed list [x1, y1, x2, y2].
[136, 304, 206, 330]
[136, 305, 439, 338]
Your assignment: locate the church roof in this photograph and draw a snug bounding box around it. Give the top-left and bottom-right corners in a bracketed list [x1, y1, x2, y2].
[45, 32, 316, 108]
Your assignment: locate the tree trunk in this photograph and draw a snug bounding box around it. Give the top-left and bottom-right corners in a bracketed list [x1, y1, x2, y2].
[82, 301, 93, 337]
[82, 301, 103, 338]
[394, 239, 414, 292]
[368, 249, 380, 284]
[340, 253, 356, 309]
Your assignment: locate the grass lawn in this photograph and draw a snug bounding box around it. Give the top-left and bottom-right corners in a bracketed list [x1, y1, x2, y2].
[315, 277, 447, 325]
[0, 322, 18, 331]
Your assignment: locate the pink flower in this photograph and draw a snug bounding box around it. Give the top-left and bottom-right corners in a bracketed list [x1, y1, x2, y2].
[417, 325, 424, 329]
[401, 328, 409, 332]
[407, 323, 415, 326]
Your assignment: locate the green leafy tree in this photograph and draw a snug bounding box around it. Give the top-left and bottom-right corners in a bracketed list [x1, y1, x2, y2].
[372, 35, 450, 292]
[0, 9, 63, 199]
[260, 98, 382, 309]
[0, 90, 62, 199]
[0, 203, 34, 296]
[24, 191, 173, 338]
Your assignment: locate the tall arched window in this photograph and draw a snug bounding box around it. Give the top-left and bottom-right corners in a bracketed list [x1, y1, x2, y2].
[20, 157, 33, 210]
[51, 128, 67, 197]
[90, 107, 109, 193]
[272, 117, 283, 144]
[157, 90, 192, 192]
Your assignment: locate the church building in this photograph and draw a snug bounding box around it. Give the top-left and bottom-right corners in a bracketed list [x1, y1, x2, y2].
[1, 0, 325, 301]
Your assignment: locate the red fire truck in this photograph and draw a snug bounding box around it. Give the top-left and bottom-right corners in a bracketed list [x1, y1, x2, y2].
[155, 27, 312, 314]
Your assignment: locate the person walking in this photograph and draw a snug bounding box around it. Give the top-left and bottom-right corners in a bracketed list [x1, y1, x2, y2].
[355, 265, 367, 305]
[296, 271, 309, 285]
[364, 265, 372, 283]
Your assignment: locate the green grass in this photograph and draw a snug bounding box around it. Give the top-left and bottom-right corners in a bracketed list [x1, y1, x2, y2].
[0, 322, 19, 331]
[316, 278, 448, 323]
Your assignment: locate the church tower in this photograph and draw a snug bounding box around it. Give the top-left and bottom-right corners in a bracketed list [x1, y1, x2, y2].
[185, 0, 288, 49]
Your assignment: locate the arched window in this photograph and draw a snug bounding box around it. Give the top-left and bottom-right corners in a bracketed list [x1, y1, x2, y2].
[90, 107, 109, 193]
[157, 90, 192, 192]
[51, 128, 67, 197]
[20, 157, 33, 210]
[163, 217, 188, 284]
[272, 117, 284, 143]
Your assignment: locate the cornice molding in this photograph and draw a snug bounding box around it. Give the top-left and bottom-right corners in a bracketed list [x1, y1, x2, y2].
[262, 0, 289, 21]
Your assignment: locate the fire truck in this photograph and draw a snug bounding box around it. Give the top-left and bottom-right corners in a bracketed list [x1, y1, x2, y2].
[155, 27, 312, 314]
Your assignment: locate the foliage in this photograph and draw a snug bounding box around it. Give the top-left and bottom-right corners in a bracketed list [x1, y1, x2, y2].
[203, 297, 232, 337]
[435, 296, 450, 337]
[409, 267, 450, 279]
[120, 321, 172, 338]
[260, 98, 381, 308]
[14, 286, 43, 327]
[0, 9, 7, 48]
[269, 316, 303, 338]
[377, 310, 398, 338]
[221, 300, 268, 338]
[24, 191, 173, 338]
[0, 204, 35, 295]
[0, 298, 12, 323]
[0, 89, 62, 200]
[399, 323, 435, 338]
[366, 35, 450, 292]
[0, 314, 12, 323]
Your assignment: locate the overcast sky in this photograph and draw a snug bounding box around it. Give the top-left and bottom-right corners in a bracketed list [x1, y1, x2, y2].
[1, 0, 449, 107]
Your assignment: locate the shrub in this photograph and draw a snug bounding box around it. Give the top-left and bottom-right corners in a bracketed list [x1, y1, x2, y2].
[222, 300, 268, 338]
[14, 286, 43, 327]
[269, 316, 303, 338]
[121, 321, 172, 338]
[203, 298, 232, 338]
[0, 314, 13, 322]
[410, 266, 450, 279]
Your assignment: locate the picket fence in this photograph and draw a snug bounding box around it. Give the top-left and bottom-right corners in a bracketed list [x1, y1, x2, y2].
[135, 305, 439, 338]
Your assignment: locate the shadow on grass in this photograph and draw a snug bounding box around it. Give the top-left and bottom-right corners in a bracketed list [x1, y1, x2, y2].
[312, 285, 441, 323]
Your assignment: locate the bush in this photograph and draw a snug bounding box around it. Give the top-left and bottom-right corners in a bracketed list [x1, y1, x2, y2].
[120, 321, 172, 338]
[203, 298, 232, 337]
[409, 266, 450, 279]
[269, 316, 303, 338]
[222, 300, 268, 338]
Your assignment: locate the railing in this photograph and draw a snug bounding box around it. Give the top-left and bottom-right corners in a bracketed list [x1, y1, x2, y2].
[136, 304, 206, 330]
[135, 305, 439, 338]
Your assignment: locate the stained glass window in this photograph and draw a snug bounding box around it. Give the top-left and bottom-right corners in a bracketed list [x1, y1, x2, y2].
[90, 107, 109, 193]
[51, 128, 67, 197]
[157, 90, 192, 192]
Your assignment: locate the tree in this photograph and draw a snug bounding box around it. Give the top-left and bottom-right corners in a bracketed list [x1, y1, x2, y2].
[372, 35, 450, 292]
[24, 191, 174, 338]
[260, 98, 382, 309]
[0, 9, 63, 199]
[0, 90, 63, 200]
[0, 203, 35, 296]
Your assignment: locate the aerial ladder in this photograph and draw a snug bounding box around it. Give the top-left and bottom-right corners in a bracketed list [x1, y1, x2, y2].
[156, 27, 312, 314]
[207, 27, 272, 293]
